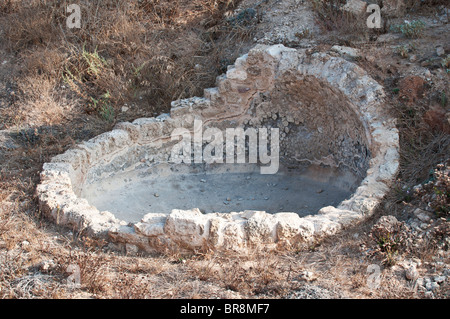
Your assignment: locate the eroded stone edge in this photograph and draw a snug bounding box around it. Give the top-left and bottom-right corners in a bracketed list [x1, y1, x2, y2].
[36, 44, 399, 253]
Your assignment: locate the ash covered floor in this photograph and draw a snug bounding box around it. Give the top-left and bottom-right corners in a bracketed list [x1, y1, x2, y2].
[82, 164, 358, 223]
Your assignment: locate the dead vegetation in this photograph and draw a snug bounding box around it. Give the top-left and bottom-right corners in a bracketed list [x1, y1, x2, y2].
[310, 0, 382, 43]
[0, 0, 253, 130]
[0, 0, 449, 299]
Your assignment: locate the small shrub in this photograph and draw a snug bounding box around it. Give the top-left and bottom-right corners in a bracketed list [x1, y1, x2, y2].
[81, 46, 108, 78]
[441, 55, 450, 72]
[416, 163, 449, 217]
[370, 216, 409, 266]
[295, 28, 311, 40]
[392, 179, 414, 203]
[390, 20, 426, 38]
[395, 45, 410, 59]
[428, 221, 450, 251]
[88, 91, 115, 122]
[227, 8, 257, 27]
[395, 43, 415, 59]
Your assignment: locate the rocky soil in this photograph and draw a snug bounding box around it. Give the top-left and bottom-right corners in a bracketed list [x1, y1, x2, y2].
[0, 0, 448, 299]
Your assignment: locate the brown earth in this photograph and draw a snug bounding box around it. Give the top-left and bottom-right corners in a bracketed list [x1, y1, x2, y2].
[0, 0, 448, 299]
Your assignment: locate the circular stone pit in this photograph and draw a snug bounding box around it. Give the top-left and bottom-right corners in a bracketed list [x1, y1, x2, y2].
[37, 44, 399, 254]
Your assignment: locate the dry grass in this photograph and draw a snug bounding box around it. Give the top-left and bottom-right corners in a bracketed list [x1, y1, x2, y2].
[392, 82, 449, 185]
[0, 0, 249, 129]
[309, 0, 380, 43]
[0, 0, 448, 300]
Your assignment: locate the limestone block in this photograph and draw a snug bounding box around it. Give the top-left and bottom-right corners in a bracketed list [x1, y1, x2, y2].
[165, 209, 210, 248]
